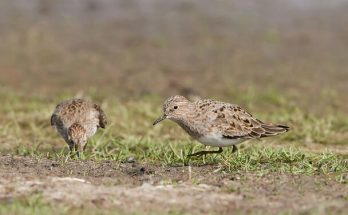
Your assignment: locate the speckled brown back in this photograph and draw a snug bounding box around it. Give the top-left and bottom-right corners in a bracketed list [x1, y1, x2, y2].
[51, 98, 107, 148]
[194, 98, 289, 139]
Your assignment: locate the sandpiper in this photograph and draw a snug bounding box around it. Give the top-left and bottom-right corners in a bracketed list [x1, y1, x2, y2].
[153, 95, 289, 157]
[51, 98, 107, 155]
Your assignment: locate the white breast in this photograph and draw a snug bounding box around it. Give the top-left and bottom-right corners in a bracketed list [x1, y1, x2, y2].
[197, 133, 246, 147]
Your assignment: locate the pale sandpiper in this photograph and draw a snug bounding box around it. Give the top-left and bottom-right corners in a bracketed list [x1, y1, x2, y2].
[153, 95, 289, 157]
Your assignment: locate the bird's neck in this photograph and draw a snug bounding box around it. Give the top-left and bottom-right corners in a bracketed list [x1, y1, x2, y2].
[172, 114, 202, 139]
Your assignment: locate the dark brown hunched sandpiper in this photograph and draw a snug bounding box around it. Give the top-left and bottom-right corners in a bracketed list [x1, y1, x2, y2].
[51, 98, 107, 155]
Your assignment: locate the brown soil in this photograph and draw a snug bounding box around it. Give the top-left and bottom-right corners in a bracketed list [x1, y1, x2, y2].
[0, 155, 347, 214]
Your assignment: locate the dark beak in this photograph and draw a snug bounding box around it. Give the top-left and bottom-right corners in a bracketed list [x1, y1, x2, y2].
[153, 115, 167, 126]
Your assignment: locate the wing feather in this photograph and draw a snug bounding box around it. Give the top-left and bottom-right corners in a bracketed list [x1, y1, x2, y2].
[198, 100, 288, 139]
[93, 103, 107, 128]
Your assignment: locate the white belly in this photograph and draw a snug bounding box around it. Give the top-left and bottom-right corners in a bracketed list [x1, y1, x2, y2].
[85, 124, 98, 139]
[197, 133, 246, 147]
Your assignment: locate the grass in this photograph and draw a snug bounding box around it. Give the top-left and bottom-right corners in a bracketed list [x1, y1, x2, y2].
[0, 87, 347, 214]
[16, 143, 348, 183]
[1, 1, 348, 214]
[0, 88, 346, 184]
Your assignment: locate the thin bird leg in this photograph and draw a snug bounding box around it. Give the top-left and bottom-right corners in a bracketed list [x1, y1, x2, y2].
[188, 147, 223, 157]
[69, 146, 72, 152]
[69, 144, 74, 153]
[232, 145, 238, 153]
[83, 141, 88, 151]
[74, 144, 81, 158]
[68, 142, 80, 158]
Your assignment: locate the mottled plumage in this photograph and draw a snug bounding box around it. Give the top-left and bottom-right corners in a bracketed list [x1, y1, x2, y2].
[153, 95, 289, 156]
[51, 98, 107, 154]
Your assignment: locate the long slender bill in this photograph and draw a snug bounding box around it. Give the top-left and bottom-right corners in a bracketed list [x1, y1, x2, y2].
[153, 115, 167, 125]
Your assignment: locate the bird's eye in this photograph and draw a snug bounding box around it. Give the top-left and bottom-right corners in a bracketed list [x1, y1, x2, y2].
[173, 106, 178, 110]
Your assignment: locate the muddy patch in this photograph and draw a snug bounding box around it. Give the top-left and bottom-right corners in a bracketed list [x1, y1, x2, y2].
[0, 155, 347, 214]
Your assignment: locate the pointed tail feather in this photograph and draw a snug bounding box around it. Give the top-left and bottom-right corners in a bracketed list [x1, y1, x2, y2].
[277, 125, 290, 132]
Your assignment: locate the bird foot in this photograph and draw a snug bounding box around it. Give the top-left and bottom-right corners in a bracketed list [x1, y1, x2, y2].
[187, 147, 223, 157]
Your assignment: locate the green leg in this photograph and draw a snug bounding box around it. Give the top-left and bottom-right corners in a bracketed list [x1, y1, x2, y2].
[232, 145, 238, 153]
[188, 147, 223, 157]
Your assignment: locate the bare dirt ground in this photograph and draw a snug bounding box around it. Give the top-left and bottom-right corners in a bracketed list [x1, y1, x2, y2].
[0, 1, 348, 214]
[1, 155, 347, 214]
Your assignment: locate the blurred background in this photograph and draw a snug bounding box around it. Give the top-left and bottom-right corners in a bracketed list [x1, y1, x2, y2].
[0, 0, 347, 112]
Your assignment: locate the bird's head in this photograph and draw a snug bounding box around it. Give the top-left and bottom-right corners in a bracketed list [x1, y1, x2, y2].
[153, 95, 192, 125]
[68, 123, 87, 154]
